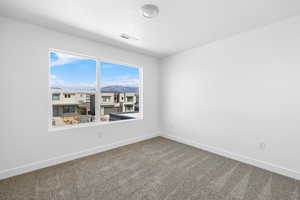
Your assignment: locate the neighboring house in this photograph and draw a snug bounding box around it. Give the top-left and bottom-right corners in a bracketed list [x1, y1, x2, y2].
[122, 93, 137, 112]
[101, 92, 121, 115]
[51, 88, 138, 120]
[100, 92, 137, 115]
[51, 88, 95, 117]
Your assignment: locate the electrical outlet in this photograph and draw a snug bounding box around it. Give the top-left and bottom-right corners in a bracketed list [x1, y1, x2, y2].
[259, 142, 266, 150]
[98, 132, 103, 138]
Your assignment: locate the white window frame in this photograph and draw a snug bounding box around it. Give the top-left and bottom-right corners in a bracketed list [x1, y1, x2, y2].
[48, 48, 144, 131]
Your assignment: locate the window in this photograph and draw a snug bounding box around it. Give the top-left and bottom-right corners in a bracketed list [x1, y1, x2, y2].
[50, 51, 96, 127]
[49, 50, 142, 128]
[64, 94, 71, 98]
[126, 96, 134, 102]
[52, 93, 60, 101]
[102, 96, 111, 102]
[100, 62, 141, 121]
[63, 105, 76, 113]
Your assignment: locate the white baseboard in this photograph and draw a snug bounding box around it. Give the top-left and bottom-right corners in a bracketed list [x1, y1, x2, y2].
[0, 132, 160, 180]
[162, 133, 300, 180]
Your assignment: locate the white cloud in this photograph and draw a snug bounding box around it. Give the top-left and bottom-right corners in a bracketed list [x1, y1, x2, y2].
[50, 75, 96, 90]
[101, 78, 139, 87]
[51, 52, 80, 66]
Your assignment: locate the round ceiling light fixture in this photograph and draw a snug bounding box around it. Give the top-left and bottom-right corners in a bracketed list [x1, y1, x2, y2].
[140, 4, 159, 18]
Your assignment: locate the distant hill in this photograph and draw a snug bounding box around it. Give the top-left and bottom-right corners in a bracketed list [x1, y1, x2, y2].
[101, 85, 139, 93]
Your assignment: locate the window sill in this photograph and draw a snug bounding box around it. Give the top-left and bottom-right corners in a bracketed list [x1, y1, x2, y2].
[48, 117, 143, 132]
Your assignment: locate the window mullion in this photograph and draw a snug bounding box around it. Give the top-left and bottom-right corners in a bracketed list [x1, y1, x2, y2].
[95, 59, 101, 122]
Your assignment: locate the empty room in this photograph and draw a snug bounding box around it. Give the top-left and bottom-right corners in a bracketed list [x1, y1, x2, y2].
[1, 0, 300, 199]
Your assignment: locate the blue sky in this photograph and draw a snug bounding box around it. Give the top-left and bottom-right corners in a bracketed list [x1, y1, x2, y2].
[50, 52, 139, 89]
[101, 62, 139, 87]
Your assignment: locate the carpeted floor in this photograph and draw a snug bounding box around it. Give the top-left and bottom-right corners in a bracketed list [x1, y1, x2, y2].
[0, 137, 299, 200]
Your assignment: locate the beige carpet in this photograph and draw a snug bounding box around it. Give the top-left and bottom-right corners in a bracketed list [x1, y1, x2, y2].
[0, 137, 299, 200]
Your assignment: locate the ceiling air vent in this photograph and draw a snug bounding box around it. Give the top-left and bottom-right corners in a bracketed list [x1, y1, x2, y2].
[120, 33, 130, 40]
[120, 33, 139, 41]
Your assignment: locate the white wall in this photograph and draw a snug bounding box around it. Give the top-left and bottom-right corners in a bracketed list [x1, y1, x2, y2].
[0, 17, 160, 179]
[161, 16, 300, 179]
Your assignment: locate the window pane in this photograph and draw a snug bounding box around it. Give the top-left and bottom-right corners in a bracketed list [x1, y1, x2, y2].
[100, 62, 140, 122]
[50, 51, 96, 127]
[52, 93, 60, 101]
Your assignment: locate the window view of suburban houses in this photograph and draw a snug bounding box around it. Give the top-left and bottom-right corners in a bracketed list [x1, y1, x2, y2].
[50, 51, 140, 127]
